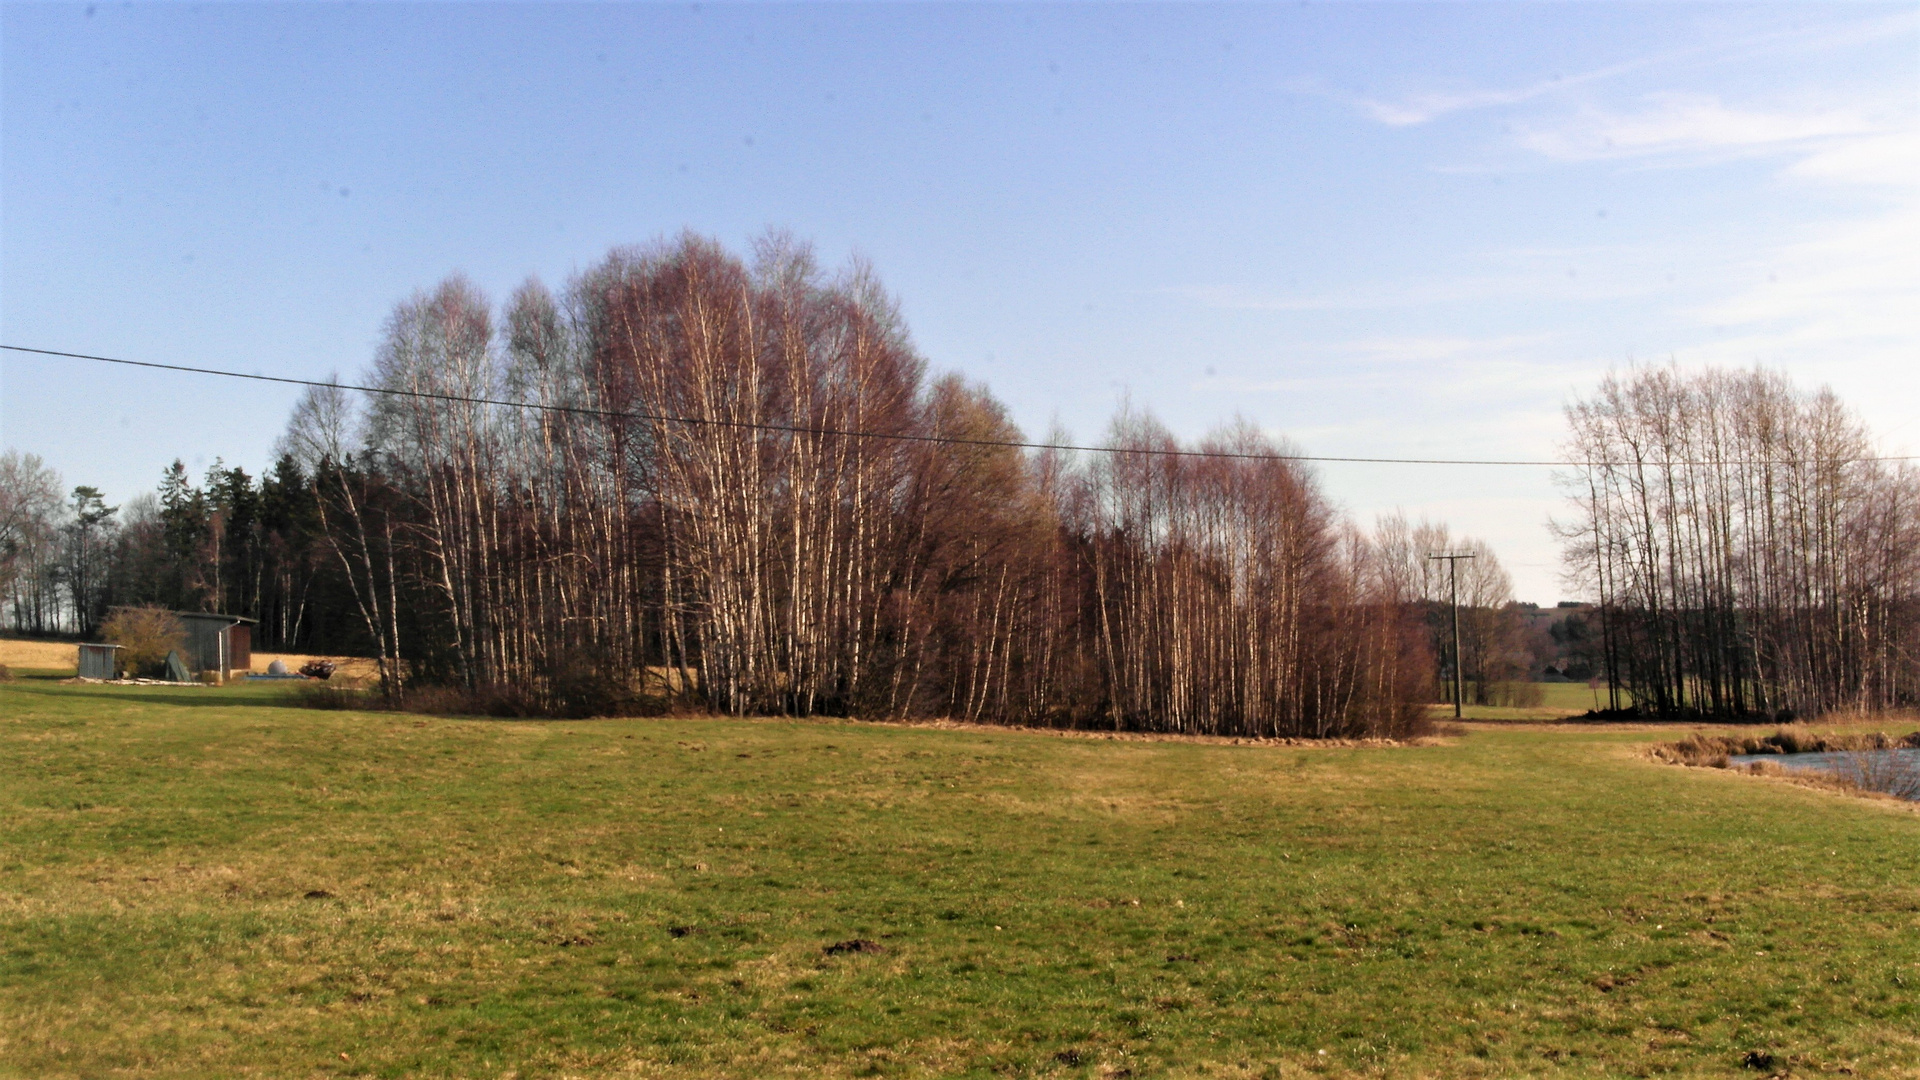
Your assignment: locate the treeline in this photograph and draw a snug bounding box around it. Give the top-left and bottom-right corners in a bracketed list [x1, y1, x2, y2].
[0, 450, 355, 651]
[265, 232, 1434, 736]
[1559, 365, 1920, 718]
[1375, 515, 1545, 706]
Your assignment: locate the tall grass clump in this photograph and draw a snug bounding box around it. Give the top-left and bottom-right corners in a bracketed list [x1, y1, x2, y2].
[1839, 749, 1920, 800]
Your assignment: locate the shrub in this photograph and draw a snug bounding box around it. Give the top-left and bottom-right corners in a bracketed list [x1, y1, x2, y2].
[0, 663, 13, 682]
[392, 677, 671, 720]
[1845, 749, 1920, 800]
[543, 662, 670, 718]
[293, 683, 372, 710]
[100, 607, 187, 677]
[400, 684, 544, 719]
[289, 669, 675, 720]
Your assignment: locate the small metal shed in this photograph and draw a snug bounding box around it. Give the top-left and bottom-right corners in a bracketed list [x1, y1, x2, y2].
[174, 612, 255, 679]
[77, 643, 122, 680]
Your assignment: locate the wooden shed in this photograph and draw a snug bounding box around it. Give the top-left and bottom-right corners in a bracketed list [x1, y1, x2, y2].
[174, 613, 255, 680]
[77, 643, 123, 680]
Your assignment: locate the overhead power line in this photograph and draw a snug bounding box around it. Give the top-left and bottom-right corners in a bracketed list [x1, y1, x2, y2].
[5, 343, 1913, 467]
[7, 343, 1561, 465]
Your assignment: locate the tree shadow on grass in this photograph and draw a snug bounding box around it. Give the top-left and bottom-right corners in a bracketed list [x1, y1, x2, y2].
[7, 682, 324, 712]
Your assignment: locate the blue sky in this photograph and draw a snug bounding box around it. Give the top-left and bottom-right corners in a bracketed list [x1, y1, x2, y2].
[4, 2, 1916, 603]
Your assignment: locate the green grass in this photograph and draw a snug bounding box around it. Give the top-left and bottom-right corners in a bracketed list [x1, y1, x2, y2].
[2, 681, 1916, 1078]
[1529, 682, 1615, 712]
[1430, 681, 1613, 722]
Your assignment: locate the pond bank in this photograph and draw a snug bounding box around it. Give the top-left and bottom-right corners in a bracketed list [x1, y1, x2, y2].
[1651, 726, 1920, 803]
[1729, 748, 1920, 801]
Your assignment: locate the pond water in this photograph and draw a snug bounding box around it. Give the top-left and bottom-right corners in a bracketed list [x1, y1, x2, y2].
[1728, 748, 1920, 801]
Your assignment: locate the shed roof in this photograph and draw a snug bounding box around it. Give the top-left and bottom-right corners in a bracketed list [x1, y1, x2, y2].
[172, 611, 258, 625]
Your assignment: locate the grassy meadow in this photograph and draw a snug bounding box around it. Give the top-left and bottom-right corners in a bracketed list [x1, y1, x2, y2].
[1439, 682, 1614, 724]
[1, 677, 1917, 1078]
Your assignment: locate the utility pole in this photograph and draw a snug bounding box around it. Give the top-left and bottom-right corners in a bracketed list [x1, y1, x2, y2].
[1427, 552, 1476, 719]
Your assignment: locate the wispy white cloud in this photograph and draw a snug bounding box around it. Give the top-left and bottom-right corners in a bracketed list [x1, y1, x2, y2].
[1681, 201, 1920, 437]
[1357, 82, 1578, 128]
[1343, 10, 1918, 129]
[1343, 43, 1697, 128]
[1343, 54, 1654, 128]
[1282, 11, 1919, 603]
[1517, 93, 1876, 162]
[1330, 17, 1919, 389]
[1324, 333, 1558, 364]
[1694, 204, 1919, 329]
[1668, 103, 1919, 441]
[1785, 130, 1920, 187]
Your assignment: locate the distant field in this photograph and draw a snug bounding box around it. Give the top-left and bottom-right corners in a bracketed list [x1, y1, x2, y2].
[250, 653, 383, 684]
[0, 637, 82, 675]
[1429, 681, 1614, 722]
[2, 679, 1916, 1078]
[0, 636, 377, 682]
[1532, 681, 1613, 711]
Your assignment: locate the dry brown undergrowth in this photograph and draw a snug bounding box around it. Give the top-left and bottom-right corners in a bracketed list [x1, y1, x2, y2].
[1649, 725, 1920, 768]
[1649, 723, 1920, 809]
[893, 715, 1449, 748]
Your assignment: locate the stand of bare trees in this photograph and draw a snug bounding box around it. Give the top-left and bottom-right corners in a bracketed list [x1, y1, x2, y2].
[279, 232, 1432, 736]
[0, 450, 65, 632]
[1375, 514, 1536, 706]
[1558, 365, 1920, 718]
